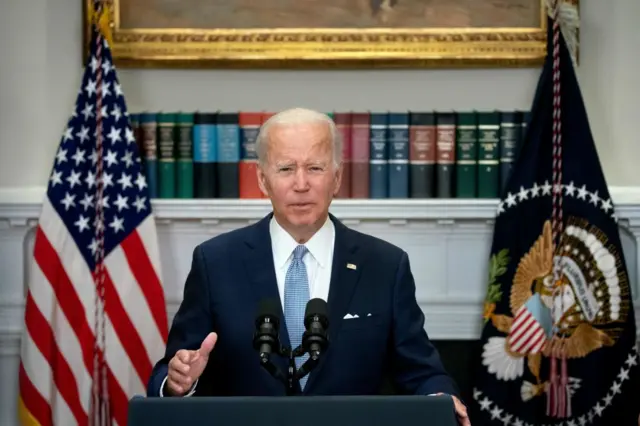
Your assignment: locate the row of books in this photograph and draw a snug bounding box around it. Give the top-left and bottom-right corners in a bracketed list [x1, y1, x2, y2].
[129, 110, 530, 200]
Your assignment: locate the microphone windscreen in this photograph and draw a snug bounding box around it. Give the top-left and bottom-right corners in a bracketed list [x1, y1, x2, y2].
[304, 298, 328, 324]
[256, 298, 280, 325]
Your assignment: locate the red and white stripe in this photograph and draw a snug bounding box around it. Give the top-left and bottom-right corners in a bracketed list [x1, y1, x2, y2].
[18, 197, 168, 426]
[508, 305, 546, 355]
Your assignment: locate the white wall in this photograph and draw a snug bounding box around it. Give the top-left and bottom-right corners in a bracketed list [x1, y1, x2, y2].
[0, 0, 639, 191]
[1, 2, 639, 424]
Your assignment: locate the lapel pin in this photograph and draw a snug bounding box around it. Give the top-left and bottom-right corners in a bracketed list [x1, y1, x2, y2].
[346, 263, 357, 270]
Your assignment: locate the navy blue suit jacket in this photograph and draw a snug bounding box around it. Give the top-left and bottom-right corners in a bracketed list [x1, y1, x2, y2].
[147, 213, 459, 397]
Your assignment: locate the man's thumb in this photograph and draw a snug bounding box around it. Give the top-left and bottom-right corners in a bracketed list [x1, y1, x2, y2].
[199, 332, 217, 357]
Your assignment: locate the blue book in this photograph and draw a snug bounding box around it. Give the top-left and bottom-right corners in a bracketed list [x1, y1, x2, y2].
[193, 112, 218, 198]
[216, 113, 240, 198]
[387, 112, 410, 198]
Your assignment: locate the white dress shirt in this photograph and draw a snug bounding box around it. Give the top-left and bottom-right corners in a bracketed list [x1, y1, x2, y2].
[270, 215, 335, 308]
[160, 215, 335, 397]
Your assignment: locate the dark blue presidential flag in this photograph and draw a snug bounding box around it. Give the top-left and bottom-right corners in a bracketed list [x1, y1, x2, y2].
[471, 10, 639, 426]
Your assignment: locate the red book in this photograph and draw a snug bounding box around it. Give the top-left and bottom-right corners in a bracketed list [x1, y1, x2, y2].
[239, 112, 263, 198]
[350, 113, 370, 198]
[334, 112, 352, 198]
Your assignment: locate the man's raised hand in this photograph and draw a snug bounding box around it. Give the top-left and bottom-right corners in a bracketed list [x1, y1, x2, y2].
[165, 332, 217, 396]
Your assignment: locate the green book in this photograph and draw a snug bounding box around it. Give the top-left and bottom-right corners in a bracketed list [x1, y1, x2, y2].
[176, 113, 194, 199]
[139, 112, 158, 198]
[477, 111, 501, 198]
[455, 112, 478, 198]
[157, 112, 177, 198]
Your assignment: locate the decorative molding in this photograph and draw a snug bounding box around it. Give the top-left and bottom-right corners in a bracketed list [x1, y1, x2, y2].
[81, 0, 560, 69]
[2, 185, 640, 223]
[0, 300, 23, 357]
[0, 331, 21, 357]
[1, 185, 639, 358]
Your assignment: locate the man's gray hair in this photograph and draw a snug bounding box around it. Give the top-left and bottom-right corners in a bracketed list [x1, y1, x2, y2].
[255, 108, 343, 169]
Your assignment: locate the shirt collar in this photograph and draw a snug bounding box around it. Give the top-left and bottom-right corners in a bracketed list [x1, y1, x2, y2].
[270, 215, 334, 269]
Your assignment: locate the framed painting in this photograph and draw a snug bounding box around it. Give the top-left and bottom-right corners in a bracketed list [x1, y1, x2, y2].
[83, 0, 579, 69]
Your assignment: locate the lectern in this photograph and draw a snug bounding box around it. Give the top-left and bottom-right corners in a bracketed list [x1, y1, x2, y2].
[127, 394, 459, 426]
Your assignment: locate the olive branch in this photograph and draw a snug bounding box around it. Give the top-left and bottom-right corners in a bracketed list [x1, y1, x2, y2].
[483, 249, 510, 323]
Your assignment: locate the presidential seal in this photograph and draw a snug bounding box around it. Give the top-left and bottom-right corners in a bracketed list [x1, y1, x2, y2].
[481, 215, 633, 418]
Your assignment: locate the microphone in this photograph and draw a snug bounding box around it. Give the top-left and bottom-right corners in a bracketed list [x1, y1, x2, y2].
[302, 298, 329, 361]
[252, 298, 293, 395]
[292, 298, 330, 384]
[252, 298, 281, 361]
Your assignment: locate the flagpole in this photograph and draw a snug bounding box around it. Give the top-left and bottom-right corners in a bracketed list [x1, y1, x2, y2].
[548, 0, 570, 419]
[90, 1, 111, 424]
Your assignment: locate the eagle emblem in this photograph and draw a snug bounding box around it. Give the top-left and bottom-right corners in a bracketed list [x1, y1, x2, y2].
[482, 216, 631, 407]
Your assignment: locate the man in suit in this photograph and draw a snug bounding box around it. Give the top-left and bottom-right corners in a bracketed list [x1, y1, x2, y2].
[147, 107, 470, 426]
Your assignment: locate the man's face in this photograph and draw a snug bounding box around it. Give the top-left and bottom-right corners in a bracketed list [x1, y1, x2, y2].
[257, 121, 342, 238]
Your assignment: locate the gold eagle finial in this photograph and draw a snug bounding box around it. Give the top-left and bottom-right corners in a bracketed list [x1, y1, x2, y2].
[89, 0, 114, 48]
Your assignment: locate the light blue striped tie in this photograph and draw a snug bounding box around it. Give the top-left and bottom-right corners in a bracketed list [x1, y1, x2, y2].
[284, 245, 310, 389]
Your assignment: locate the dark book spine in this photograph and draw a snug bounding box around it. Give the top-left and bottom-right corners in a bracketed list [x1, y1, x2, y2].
[176, 113, 194, 199]
[193, 112, 218, 198]
[499, 111, 522, 194]
[387, 112, 409, 198]
[334, 112, 352, 198]
[129, 113, 143, 166]
[520, 111, 531, 150]
[216, 113, 240, 198]
[369, 113, 388, 199]
[477, 111, 501, 198]
[157, 112, 177, 198]
[409, 112, 436, 198]
[436, 113, 456, 198]
[139, 112, 158, 198]
[455, 112, 478, 198]
[350, 113, 370, 198]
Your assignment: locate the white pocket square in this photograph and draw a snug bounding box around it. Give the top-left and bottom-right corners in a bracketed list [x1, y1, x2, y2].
[343, 313, 373, 319]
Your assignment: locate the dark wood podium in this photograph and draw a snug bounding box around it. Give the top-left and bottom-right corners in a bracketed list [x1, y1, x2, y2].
[127, 394, 459, 426]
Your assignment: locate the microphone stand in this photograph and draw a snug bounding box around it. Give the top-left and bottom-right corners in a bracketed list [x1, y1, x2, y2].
[287, 350, 297, 395]
[260, 344, 321, 396]
[254, 312, 328, 396]
[258, 343, 299, 396]
[258, 346, 324, 396]
[290, 345, 321, 386]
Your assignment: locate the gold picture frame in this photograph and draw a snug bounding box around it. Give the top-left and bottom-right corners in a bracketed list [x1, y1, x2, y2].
[83, 0, 578, 69]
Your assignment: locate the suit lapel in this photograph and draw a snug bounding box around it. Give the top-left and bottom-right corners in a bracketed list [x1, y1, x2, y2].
[305, 214, 364, 391]
[241, 214, 292, 368]
[326, 215, 363, 339]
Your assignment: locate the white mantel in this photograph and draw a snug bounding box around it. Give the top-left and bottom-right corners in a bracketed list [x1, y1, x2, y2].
[1, 186, 640, 424]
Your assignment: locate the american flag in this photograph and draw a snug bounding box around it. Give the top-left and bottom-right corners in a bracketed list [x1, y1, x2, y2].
[17, 10, 168, 426]
[507, 295, 550, 356]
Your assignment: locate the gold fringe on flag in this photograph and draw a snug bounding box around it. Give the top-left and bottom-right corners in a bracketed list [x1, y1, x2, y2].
[89, 0, 114, 47]
[546, 0, 580, 68]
